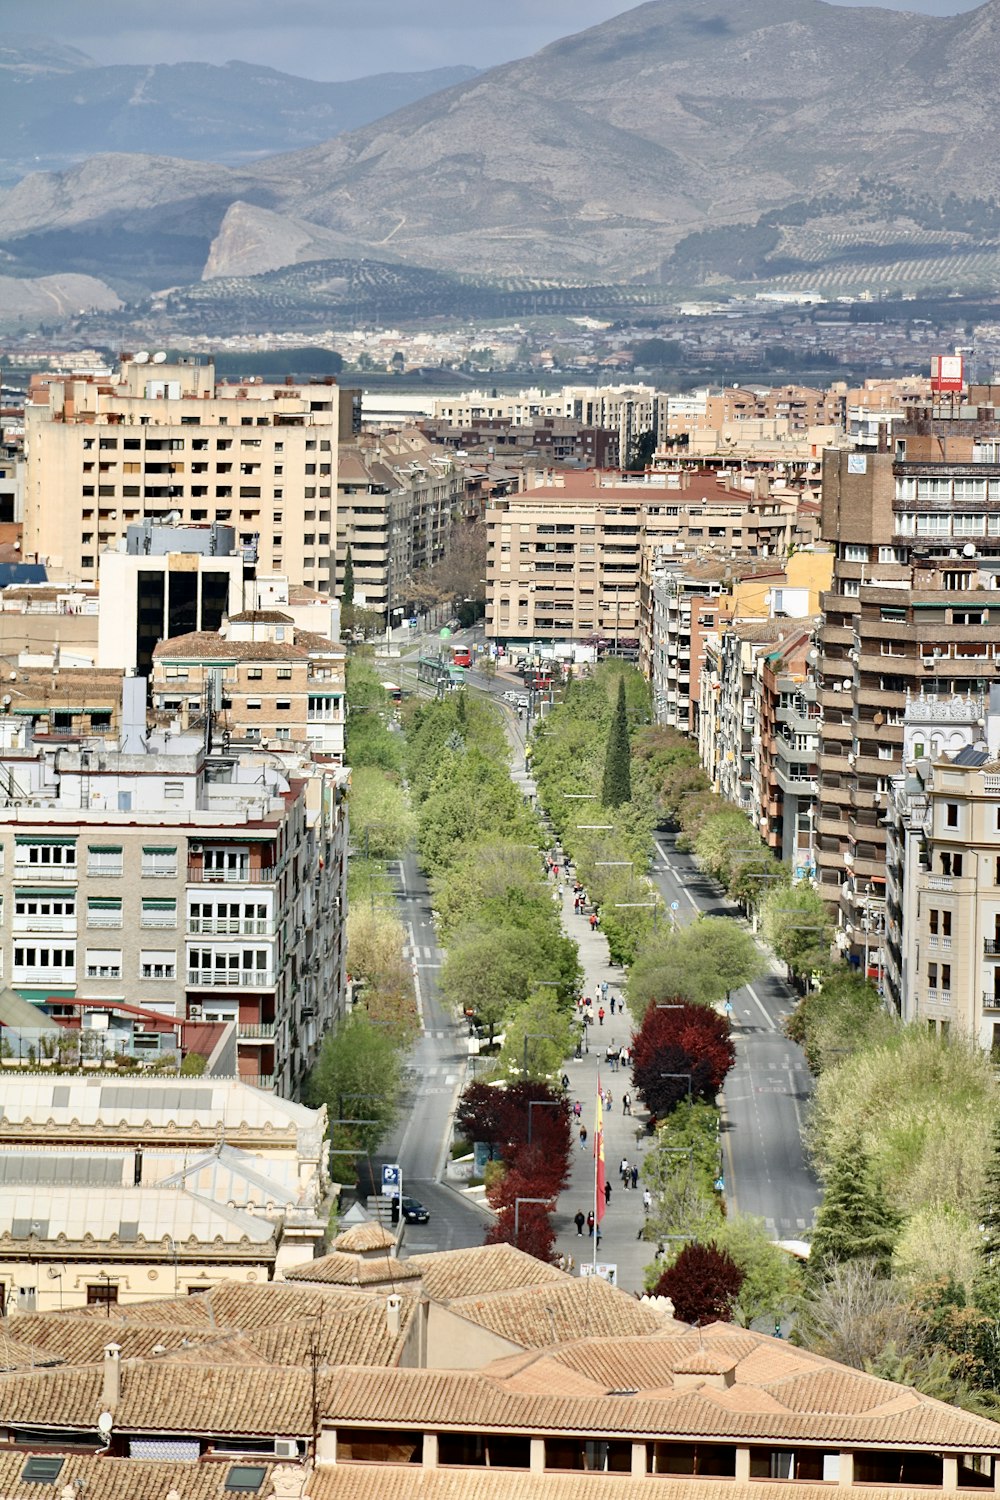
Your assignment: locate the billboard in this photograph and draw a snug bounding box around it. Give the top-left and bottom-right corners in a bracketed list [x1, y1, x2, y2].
[930, 354, 964, 393]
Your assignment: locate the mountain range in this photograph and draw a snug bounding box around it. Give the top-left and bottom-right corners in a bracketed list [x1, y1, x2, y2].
[4, 0, 1000, 313]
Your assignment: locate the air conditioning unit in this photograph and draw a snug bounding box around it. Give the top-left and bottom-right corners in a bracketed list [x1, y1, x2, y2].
[188, 1005, 203, 1020]
[189, 841, 203, 854]
[274, 1440, 299, 1459]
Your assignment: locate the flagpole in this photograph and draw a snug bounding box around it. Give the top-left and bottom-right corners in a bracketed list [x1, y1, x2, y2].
[593, 1073, 604, 1270]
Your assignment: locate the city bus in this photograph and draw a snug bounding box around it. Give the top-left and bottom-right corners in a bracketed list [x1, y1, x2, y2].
[451, 644, 472, 669]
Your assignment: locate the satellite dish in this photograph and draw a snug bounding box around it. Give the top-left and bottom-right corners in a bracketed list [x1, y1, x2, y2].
[963, 542, 977, 557]
[97, 1412, 114, 1437]
[133, 351, 150, 365]
[152, 351, 168, 365]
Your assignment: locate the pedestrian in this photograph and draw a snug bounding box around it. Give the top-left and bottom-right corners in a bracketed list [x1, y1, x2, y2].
[604, 1181, 612, 1207]
[604, 1087, 612, 1111]
[589, 912, 598, 931]
[643, 1188, 652, 1213]
[594, 910, 601, 929]
[574, 1210, 585, 1237]
[621, 1158, 630, 1186]
[598, 1006, 605, 1026]
[587, 1210, 595, 1236]
[610, 995, 616, 1015]
[579, 1125, 588, 1149]
[561, 1072, 570, 1090]
[601, 979, 609, 1002]
[573, 1099, 582, 1119]
[631, 1164, 639, 1190]
[622, 1092, 632, 1115]
[619, 1046, 628, 1068]
[619, 1157, 628, 1183]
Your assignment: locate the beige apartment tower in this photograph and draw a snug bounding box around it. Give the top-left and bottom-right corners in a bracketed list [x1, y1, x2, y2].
[24, 356, 357, 593]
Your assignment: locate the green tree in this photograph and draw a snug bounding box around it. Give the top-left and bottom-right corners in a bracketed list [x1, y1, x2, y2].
[349, 768, 415, 860]
[628, 917, 763, 1013]
[810, 1138, 900, 1278]
[709, 1215, 802, 1328]
[980, 1117, 1000, 1269]
[762, 883, 832, 979]
[343, 544, 355, 606]
[306, 1014, 401, 1160]
[499, 987, 578, 1081]
[439, 928, 540, 1042]
[601, 676, 632, 808]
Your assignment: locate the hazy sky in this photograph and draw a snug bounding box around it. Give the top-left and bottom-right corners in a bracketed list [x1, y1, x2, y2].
[8, 0, 985, 80]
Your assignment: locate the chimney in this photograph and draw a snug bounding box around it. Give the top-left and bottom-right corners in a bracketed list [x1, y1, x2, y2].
[103, 1342, 122, 1408]
[386, 1294, 402, 1338]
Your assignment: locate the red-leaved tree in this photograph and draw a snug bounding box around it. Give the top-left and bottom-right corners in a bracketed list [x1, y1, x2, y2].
[631, 1000, 735, 1116]
[486, 1200, 557, 1263]
[652, 1243, 745, 1325]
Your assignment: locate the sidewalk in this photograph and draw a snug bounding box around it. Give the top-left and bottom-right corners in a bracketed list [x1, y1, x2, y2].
[548, 869, 655, 1293]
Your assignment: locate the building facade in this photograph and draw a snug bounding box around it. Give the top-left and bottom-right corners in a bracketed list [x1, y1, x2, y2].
[24, 356, 355, 593]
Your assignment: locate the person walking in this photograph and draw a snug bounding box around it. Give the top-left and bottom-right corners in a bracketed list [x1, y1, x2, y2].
[604, 1087, 612, 1111]
[589, 912, 598, 932]
[643, 1188, 652, 1213]
[574, 1210, 586, 1237]
[604, 1180, 612, 1208]
[631, 1164, 639, 1190]
[610, 995, 616, 1015]
[587, 1210, 595, 1237]
[622, 1091, 632, 1116]
[620, 1156, 628, 1183]
[598, 1006, 605, 1026]
[619, 1046, 628, 1069]
[561, 1072, 570, 1090]
[579, 1124, 588, 1149]
[621, 1159, 631, 1188]
[573, 1099, 582, 1119]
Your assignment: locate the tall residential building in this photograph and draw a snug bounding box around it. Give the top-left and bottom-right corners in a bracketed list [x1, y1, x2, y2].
[336, 429, 470, 619]
[816, 393, 1000, 970]
[433, 384, 660, 468]
[23, 356, 356, 593]
[0, 712, 348, 1097]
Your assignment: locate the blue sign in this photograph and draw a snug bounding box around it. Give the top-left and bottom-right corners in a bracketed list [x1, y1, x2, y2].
[381, 1163, 401, 1198]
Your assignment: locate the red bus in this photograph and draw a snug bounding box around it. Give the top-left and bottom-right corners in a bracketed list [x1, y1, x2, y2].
[452, 645, 472, 668]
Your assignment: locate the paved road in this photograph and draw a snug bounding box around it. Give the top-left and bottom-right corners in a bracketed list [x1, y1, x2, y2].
[648, 832, 820, 1242]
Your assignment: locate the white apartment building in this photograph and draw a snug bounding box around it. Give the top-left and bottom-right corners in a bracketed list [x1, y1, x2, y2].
[0, 710, 348, 1098]
[23, 356, 354, 593]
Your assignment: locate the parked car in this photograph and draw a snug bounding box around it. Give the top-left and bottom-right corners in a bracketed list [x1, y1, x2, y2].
[402, 1196, 429, 1224]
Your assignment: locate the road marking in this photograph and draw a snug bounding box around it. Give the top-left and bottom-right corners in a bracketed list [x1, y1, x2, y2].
[653, 839, 700, 910]
[744, 982, 774, 1031]
[406, 920, 426, 1032]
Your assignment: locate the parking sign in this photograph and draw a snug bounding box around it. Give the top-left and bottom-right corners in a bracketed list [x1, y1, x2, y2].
[381, 1163, 402, 1199]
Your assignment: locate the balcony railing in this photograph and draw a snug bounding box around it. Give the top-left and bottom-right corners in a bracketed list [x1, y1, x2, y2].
[985, 992, 1000, 1012]
[985, 939, 1000, 956]
[13, 864, 77, 882]
[238, 1022, 276, 1040]
[13, 916, 77, 934]
[12, 969, 76, 985]
[188, 917, 274, 936]
[187, 968, 275, 988]
[187, 867, 277, 885]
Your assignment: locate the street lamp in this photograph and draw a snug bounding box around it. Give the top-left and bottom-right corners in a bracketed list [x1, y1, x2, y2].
[527, 1098, 560, 1147]
[513, 1196, 551, 1248]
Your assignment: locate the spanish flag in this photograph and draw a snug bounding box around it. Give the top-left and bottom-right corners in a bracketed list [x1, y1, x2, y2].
[595, 1078, 606, 1223]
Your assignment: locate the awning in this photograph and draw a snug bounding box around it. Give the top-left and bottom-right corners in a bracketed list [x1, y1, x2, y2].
[14, 836, 76, 846]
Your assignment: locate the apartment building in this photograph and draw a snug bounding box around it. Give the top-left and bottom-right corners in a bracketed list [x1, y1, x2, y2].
[151, 612, 345, 762]
[755, 624, 821, 870]
[699, 620, 796, 812]
[336, 429, 469, 618]
[434, 384, 660, 468]
[418, 415, 619, 469]
[816, 394, 1000, 966]
[23, 355, 355, 592]
[0, 712, 348, 1096]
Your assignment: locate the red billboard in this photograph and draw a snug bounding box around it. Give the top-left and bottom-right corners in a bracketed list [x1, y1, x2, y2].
[930, 354, 964, 393]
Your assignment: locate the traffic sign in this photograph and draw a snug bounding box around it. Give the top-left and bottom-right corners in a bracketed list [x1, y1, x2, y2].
[670, 901, 680, 911]
[381, 1163, 402, 1199]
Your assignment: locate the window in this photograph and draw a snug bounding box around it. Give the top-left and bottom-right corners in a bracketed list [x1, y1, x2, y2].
[941, 852, 963, 877]
[22, 1458, 64, 1484]
[142, 846, 177, 879]
[86, 948, 122, 979]
[941, 963, 952, 995]
[14, 945, 74, 973]
[164, 781, 184, 801]
[87, 896, 123, 929]
[276, 667, 292, 680]
[86, 1282, 118, 1307]
[247, 667, 263, 680]
[16, 839, 76, 875]
[142, 897, 177, 927]
[843, 544, 868, 562]
[928, 962, 938, 991]
[88, 844, 123, 877]
[225, 1467, 267, 1494]
[275, 699, 291, 711]
[946, 802, 959, 828]
[140, 950, 176, 981]
[929, 908, 939, 936]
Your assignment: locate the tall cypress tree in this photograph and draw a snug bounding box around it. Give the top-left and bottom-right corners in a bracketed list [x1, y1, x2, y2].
[342, 545, 355, 606]
[810, 1138, 899, 1279]
[602, 675, 632, 808]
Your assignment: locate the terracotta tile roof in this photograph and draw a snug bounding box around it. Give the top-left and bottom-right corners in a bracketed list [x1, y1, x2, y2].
[0, 1450, 285, 1500]
[283, 1251, 420, 1287]
[406, 1244, 570, 1302]
[332, 1223, 397, 1253]
[228, 611, 293, 624]
[1, 1316, 245, 1367]
[446, 1275, 664, 1348]
[153, 632, 307, 662]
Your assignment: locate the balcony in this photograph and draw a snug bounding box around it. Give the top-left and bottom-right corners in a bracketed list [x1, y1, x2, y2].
[12, 916, 77, 934]
[13, 864, 77, 882]
[984, 992, 1000, 1012]
[12, 968, 75, 986]
[187, 968, 275, 988]
[187, 866, 277, 885]
[188, 917, 274, 936]
[238, 1022, 276, 1040]
[985, 939, 1000, 956]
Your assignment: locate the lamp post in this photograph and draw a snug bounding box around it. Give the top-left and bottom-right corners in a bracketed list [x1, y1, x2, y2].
[527, 1098, 560, 1147]
[513, 1196, 551, 1248]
